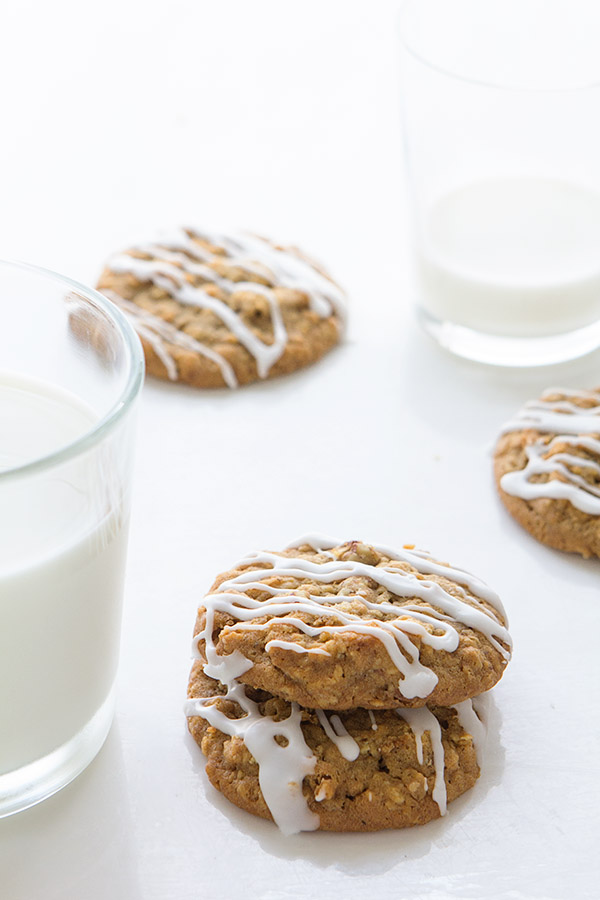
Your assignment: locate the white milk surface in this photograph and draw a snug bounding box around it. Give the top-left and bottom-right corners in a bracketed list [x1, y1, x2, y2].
[417, 176, 600, 337]
[0, 374, 128, 774]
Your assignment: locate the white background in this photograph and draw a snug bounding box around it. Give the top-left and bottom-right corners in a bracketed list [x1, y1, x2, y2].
[1, 2, 600, 898]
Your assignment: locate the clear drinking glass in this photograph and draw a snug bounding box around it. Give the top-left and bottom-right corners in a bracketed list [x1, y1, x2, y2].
[0, 260, 144, 817]
[399, 0, 600, 366]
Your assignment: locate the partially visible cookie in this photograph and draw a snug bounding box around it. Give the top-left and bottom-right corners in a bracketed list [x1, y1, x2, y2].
[185, 664, 482, 833]
[97, 228, 345, 388]
[192, 537, 511, 711]
[494, 388, 600, 558]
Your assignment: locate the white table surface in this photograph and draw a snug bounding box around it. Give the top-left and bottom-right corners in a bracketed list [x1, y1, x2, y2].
[1, 2, 600, 898]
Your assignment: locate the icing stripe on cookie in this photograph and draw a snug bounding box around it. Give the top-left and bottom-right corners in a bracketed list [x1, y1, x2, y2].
[265, 639, 331, 657]
[315, 710, 360, 761]
[396, 707, 447, 815]
[500, 388, 600, 514]
[454, 698, 486, 766]
[396, 699, 484, 815]
[185, 679, 319, 835]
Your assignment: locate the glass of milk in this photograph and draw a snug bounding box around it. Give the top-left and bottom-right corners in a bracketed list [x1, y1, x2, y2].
[399, 0, 600, 365]
[0, 260, 143, 817]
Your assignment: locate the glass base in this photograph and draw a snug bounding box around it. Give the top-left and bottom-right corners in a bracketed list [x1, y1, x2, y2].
[418, 308, 600, 367]
[0, 687, 115, 818]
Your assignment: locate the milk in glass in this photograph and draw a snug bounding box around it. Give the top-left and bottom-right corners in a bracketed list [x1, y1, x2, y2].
[417, 177, 600, 337]
[0, 373, 128, 775]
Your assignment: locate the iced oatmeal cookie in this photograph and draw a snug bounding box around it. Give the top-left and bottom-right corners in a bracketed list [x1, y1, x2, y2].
[186, 664, 483, 833]
[191, 536, 511, 711]
[97, 228, 345, 388]
[494, 388, 600, 557]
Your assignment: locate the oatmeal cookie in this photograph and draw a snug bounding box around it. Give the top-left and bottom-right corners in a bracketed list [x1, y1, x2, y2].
[192, 537, 511, 711]
[97, 227, 345, 388]
[494, 388, 600, 558]
[186, 664, 482, 833]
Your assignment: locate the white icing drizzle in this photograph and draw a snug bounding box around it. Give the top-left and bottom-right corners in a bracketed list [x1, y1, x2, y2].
[186, 598, 319, 835]
[396, 707, 447, 815]
[266, 639, 331, 657]
[315, 710, 360, 761]
[288, 533, 509, 622]
[453, 699, 486, 767]
[185, 683, 319, 836]
[102, 227, 345, 387]
[286, 533, 339, 553]
[500, 388, 600, 514]
[371, 542, 508, 622]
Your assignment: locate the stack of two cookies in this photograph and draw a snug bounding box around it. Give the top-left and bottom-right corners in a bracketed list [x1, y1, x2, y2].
[185, 537, 512, 834]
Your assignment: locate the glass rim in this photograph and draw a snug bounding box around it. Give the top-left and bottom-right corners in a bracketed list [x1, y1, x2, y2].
[398, 0, 600, 94]
[0, 258, 144, 483]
